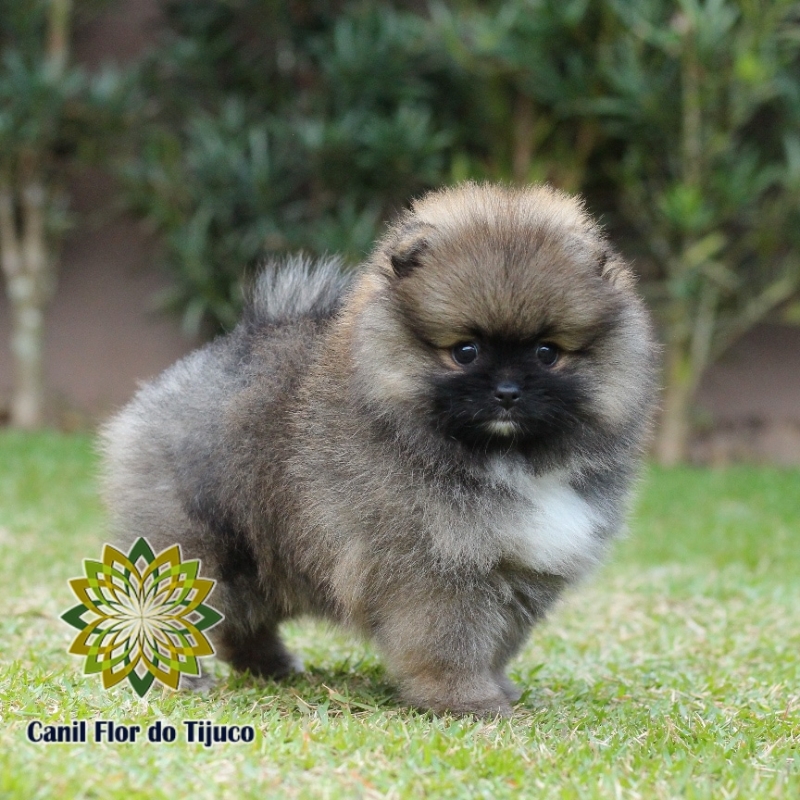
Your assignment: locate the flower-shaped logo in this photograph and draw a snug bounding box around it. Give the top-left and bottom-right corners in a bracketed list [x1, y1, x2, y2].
[61, 538, 223, 697]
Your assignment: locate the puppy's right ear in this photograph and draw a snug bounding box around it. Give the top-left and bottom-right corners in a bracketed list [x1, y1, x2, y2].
[387, 222, 435, 278]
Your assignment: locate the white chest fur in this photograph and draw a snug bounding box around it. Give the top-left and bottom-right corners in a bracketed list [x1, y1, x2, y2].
[490, 462, 605, 579]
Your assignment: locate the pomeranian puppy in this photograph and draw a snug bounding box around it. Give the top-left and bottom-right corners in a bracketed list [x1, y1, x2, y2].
[102, 183, 657, 716]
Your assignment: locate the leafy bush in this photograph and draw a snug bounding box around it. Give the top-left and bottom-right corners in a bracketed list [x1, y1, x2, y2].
[123, 1, 477, 331]
[122, 0, 800, 461]
[578, 0, 800, 461]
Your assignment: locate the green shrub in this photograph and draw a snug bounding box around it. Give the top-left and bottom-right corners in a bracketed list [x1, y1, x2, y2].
[122, 0, 800, 461]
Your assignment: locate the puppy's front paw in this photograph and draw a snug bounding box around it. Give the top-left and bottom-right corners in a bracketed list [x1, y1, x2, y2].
[450, 696, 513, 719]
[401, 673, 513, 718]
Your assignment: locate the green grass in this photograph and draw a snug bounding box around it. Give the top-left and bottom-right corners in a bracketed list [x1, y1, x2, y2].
[0, 430, 798, 799]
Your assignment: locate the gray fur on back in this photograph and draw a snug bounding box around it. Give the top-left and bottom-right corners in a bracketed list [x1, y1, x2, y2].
[99, 253, 352, 581]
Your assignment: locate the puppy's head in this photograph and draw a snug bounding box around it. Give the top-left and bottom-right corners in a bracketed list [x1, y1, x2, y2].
[350, 183, 656, 467]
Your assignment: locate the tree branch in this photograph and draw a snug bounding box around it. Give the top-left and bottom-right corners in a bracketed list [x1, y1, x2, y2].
[0, 179, 22, 282]
[20, 175, 52, 304]
[688, 281, 718, 394]
[47, 0, 73, 77]
[712, 265, 800, 360]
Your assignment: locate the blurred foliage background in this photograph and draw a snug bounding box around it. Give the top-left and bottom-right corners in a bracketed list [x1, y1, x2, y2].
[2, 0, 800, 462]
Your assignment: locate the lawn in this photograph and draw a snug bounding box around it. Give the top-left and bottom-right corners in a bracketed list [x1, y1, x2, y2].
[0, 431, 798, 799]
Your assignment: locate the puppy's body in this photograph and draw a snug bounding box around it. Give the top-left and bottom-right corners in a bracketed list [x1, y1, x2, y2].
[103, 184, 657, 715]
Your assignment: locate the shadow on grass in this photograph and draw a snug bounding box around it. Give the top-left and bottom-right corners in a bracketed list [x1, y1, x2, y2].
[214, 659, 398, 716]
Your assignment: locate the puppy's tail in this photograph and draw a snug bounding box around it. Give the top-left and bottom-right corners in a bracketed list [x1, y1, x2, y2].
[246, 254, 353, 327]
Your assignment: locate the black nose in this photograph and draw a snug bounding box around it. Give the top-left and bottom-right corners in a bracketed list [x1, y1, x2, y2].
[494, 381, 521, 409]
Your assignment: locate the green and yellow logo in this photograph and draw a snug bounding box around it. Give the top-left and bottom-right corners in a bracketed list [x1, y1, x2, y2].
[61, 538, 223, 698]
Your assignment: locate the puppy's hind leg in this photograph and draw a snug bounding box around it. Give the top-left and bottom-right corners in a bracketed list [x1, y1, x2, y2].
[180, 672, 218, 692]
[215, 620, 304, 681]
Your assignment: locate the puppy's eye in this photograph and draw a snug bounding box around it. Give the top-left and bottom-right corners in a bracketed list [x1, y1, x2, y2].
[536, 343, 559, 367]
[452, 342, 479, 366]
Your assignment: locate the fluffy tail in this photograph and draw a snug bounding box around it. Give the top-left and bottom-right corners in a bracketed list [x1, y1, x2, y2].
[246, 254, 353, 327]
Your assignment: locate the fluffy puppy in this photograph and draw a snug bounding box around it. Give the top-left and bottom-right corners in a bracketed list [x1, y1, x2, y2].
[102, 183, 658, 716]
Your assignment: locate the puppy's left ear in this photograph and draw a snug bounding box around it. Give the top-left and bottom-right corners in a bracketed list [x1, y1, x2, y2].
[598, 248, 635, 290]
[387, 222, 435, 278]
